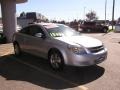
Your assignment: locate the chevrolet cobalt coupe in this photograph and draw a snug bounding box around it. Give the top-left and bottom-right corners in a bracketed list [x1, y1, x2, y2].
[13, 23, 107, 70]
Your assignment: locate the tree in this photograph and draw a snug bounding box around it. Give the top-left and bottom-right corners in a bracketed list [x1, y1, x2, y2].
[19, 12, 26, 18]
[86, 11, 98, 21]
[69, 19, 79, 31]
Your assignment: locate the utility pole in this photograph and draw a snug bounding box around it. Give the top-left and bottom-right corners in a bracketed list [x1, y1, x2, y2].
[112, 0, 115, 30]
[105, 0, 107, 25]
[84, 7, 86, 20]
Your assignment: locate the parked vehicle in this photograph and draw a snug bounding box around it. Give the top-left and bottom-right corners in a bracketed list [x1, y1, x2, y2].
[80, 21, 108, 33]
[0, 25, 6, 44]
[13, 23, 107, 70]
[0, 24, 21, 44]
[115, 24, 120, 32]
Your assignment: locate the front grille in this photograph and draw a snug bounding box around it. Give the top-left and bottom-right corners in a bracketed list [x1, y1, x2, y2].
[88, 45, 104, 53]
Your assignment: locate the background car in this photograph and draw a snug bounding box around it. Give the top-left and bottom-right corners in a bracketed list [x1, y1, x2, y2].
[115, 24, 120, 32]
[80, 21, 108, 33]
[13, 23, 107, 70]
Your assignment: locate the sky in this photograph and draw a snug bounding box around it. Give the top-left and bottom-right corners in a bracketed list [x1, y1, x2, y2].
[1, 0, 120, 21]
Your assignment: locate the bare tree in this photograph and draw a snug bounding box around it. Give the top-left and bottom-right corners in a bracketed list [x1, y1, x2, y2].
[19, 12, 26, 18]
[86, 11, 98, 21]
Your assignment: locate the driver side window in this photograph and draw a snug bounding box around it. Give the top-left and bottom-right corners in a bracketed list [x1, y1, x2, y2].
[29, 26, 44, 36]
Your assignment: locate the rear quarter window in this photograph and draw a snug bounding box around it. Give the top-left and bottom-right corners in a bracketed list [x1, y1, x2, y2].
[19, 27, 30, 35]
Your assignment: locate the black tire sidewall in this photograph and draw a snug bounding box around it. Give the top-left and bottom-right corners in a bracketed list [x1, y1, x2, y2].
[49, 50, 64, 70]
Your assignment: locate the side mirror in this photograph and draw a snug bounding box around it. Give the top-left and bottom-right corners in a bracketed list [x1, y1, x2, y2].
[35, 33, 46, 39]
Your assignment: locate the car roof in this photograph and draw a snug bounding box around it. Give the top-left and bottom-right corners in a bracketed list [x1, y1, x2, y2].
[34, 22, 60, 29]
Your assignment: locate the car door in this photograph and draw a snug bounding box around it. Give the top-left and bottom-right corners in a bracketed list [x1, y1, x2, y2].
[24, 25, 49, 58]
[17, 25, 35, 54]
[18, 26, 30, 51]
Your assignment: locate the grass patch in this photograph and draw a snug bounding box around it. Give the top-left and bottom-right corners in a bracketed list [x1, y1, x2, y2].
[107, 29, 115, 33]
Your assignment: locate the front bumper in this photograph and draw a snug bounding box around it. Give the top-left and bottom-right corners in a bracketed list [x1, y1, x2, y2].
[65, 49, 107, 67]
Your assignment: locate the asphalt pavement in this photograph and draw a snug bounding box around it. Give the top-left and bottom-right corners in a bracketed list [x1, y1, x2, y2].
[0, 32, 120, 90]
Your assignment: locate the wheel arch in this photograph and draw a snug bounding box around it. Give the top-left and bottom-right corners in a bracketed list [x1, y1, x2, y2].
[13, 41, 18, 44]
[103, 26, 108, 30]
[13, 41, 20, 47]
[13, 41, 21, 50]
[48, 48, 66, 64]
[48, 48, 62, 57]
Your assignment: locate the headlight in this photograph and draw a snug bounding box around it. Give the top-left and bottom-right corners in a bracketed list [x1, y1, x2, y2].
[68, 45, 86, 55]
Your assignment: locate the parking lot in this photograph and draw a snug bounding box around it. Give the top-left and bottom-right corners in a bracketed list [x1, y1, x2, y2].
[0, 32, 120, 90]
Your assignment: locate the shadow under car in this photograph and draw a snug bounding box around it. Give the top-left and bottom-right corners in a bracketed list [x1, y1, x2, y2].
[0, 54, 105, 89]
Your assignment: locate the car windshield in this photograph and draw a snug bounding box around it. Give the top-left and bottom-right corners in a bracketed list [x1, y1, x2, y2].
[45, 24, 80, 37]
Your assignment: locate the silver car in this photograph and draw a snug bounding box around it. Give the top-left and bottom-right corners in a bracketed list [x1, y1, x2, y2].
[13, 23, 107, 70]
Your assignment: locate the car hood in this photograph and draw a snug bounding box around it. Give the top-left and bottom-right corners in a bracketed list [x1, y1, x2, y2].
[55, 35, 102, 48]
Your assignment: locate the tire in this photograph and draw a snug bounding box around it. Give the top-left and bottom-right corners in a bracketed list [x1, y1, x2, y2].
[86, 29, 91, 33]
[13, 43, 21, 56]
[103, 28, 108, 33]
[48, 50, 64, 70]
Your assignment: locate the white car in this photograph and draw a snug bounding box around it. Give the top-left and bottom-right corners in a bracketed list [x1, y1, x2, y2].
[115, 24, 120, 32]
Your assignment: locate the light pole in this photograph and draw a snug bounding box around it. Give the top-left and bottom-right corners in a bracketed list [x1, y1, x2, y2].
[105, 0, 107, 25]
[112, 0, 115, 30]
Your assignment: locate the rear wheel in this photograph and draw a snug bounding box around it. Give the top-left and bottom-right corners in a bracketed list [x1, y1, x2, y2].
[49, 50, 64, 70]
[86, 29, 91, 33]
[103, 28, 108, 33]
[13, 43, 21, 56]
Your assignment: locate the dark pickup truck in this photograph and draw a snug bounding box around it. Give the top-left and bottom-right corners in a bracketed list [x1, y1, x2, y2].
[0, 31, 6, 44]
[80, 21, 108, 33]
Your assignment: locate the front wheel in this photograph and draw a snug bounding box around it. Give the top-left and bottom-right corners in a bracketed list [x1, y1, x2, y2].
[49, 50, 64, 70]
